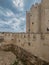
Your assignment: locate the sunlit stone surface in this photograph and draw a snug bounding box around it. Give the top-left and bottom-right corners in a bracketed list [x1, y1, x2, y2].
[0, 51, 16, 65]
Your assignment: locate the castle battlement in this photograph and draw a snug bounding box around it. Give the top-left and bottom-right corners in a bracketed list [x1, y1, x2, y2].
[0, 0, 49, 63]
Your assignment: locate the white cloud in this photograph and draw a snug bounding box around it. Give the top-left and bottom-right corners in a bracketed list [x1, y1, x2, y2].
[0, 10, 25, 32]
[20, 17, 25, 21]
[13, 0, 24, 11]
[6, 11, 14, 17]
[0, 4, 25, 32]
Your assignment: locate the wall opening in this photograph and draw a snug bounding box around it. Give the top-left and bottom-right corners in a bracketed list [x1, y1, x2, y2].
[28, 42, 30, 46]
[32, 22, 34, 24]
[47, 28, 49, 31]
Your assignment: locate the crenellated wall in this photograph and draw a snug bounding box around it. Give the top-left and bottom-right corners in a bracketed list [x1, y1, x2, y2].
[0, 32, 49, 62]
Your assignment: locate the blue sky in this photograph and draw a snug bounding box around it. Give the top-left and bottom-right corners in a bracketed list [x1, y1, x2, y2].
[0, 0, 41, 32]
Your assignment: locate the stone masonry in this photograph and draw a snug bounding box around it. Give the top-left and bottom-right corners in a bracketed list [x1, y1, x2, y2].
[0, 0, 49, 64]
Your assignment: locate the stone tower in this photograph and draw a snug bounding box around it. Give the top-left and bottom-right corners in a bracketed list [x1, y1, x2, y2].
[26, 3, 41, 33]
[41, 0, 49, 33]
[26, 0, 49, 33]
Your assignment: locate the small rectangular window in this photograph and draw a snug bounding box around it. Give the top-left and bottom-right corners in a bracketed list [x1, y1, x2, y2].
[32, 22, 34, 24]
[28, 29, 30, 32]
[47, 28, 49, 31]
[19, 40, 20, 42]
[28, 42, 30, 46]
[33, 35, 36, 39]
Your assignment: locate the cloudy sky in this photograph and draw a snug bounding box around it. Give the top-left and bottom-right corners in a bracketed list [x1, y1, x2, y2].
[0, 0, 41, 32]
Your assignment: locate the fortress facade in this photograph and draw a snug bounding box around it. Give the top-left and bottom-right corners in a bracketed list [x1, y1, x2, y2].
[0, 0, 49, 63]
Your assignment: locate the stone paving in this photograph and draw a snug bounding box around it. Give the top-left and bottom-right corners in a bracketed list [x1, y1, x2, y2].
[0, 51, 16, 65]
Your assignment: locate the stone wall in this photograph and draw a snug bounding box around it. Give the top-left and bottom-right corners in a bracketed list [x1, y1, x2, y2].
[26, 11, 30, 33]
[40, 0, 49, 33]
[0, 0, 49, 63]
[0, 32, 49, 62]
[26, 0, 49, 33]
[30, 3, 41, 33]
